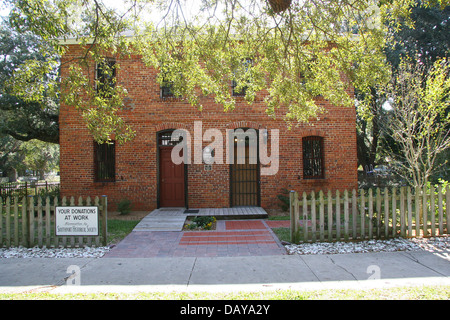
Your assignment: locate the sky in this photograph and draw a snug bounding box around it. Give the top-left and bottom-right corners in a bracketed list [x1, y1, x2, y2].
[0, 0, 216, 26]
[0, 1, 11, 18]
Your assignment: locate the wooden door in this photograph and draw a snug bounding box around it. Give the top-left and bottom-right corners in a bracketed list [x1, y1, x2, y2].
[159, 147, 185, 207]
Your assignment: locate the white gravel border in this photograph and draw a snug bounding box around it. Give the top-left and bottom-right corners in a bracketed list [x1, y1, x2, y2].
[0, 246, 111, 258]
[285, 236, 450, 256]
[0, 236, 449, 258]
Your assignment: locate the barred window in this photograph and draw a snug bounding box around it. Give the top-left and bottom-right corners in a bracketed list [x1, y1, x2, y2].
[96, 58, 116, 97]
[159, 68, 180, 99]
[231, 79, 248, 97]
[232, 58, 252, 96]
[160, 80, 174, 98]
[94, 141, 116, 182]
[302, 136, 324, 179]
[157, 130, 184, 146]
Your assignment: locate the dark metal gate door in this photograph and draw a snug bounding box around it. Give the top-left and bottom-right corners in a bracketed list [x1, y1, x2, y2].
[230, 136, 260, 207]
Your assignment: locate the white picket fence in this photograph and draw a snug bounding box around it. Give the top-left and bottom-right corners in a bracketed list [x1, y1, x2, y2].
[0, 195, 108, 248]
[289, 185, 450, 243]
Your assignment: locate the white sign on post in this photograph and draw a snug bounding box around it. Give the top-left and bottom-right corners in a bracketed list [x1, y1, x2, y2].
[55, 207, 99, 236]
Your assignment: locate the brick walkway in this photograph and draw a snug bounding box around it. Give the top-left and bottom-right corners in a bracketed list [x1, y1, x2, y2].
[105, 220, 289, 258]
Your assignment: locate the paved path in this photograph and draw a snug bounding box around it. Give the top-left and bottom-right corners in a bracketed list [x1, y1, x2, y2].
[133, 209, 187, 232]
[132, 207, 269, 232]
[105, 220, 288, 258]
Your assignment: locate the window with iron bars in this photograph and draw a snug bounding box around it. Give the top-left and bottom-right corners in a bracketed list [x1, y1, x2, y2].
[302, 136, 324, 179]
[96, 58, 116, 97]
[232, 58, 252, 96]
[157, 130, 186, 148]
[160, 79, 175, 98]
[94, 141, 116, 182]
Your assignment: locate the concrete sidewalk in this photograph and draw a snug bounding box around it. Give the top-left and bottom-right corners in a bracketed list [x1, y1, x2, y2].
[0, 250, 449, 294]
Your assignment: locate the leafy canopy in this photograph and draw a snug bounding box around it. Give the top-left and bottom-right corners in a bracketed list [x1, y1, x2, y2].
[381, 57, 450, 188]
[5, 0, 446, 143]
[0, 19, 59, 143]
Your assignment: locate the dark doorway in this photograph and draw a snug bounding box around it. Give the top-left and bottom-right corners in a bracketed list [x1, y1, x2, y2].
[230, 128, 260, 207]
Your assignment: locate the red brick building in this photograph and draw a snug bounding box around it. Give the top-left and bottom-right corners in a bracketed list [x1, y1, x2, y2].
[59, 44, 358, 211]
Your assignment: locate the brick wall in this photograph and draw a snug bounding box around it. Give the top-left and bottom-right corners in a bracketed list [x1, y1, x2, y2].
[59, 44, 358, 211]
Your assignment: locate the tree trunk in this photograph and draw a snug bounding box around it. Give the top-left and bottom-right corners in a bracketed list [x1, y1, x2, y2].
[6, 168, 17, 182]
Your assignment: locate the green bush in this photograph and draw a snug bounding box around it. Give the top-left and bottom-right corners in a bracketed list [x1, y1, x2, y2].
[36, 184, 60, 206]
[277, 188, 290, 211]
[117, 198, 132, 215]
[192, 216, 216, 230]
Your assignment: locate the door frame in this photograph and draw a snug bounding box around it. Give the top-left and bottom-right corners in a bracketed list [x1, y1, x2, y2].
[229, 128, 261, 207]
[156, 129, 188, 208]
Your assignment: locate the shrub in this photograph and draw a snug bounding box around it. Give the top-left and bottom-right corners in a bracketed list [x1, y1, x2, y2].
[117, 198, 132, 215]
[186, 223, 197, 230]
[192, 216, 216, 230]
[277, 188, 290, 211]
[34, 184, 61, 206]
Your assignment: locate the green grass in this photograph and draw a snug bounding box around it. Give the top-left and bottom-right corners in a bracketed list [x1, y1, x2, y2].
[271, 227, 290, 243]
[268, 215, 290, 220]
[107, 219, 140, 245]
[0, 285, 448, 300]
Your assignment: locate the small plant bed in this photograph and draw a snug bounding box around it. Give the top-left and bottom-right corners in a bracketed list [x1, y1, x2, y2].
[183, 216, 216, 231]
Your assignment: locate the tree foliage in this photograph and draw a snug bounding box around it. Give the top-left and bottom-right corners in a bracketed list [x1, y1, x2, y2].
[381, 57, 450, 188]
[0, 19, 59, 143]
[355, 1, 449, 172]
[3, 0, 448, 144]
[20, 139, 59, 180]
[386, 3, 450, 70]
[0, 134, 23, 179]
